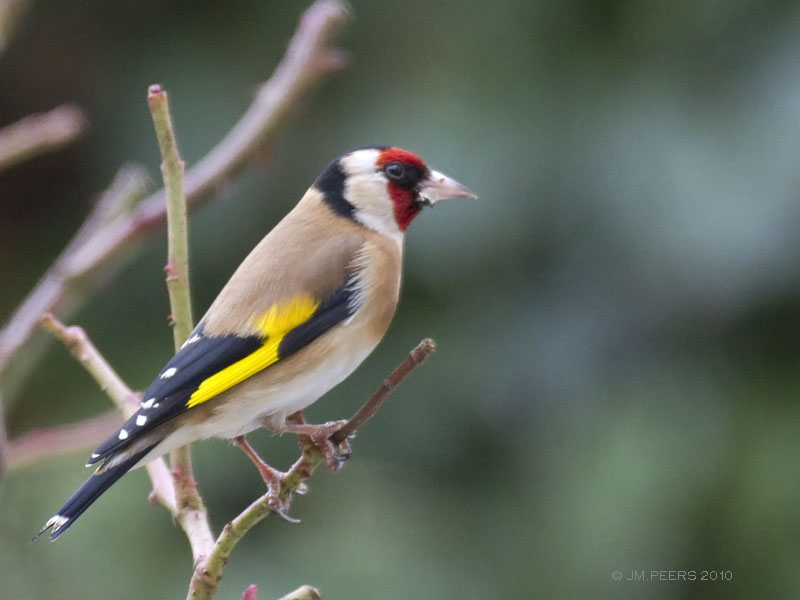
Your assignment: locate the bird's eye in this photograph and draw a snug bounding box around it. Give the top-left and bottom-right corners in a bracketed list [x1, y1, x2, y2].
[384, 162, 406, 182]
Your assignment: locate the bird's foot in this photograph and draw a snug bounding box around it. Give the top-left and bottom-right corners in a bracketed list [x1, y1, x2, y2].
[233, 435, 299, 523]
[281, 419, 351, 472]
[265, 483, 300, 524]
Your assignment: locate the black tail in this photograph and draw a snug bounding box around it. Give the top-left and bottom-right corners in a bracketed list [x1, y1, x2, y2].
[35, 446, 154, 541]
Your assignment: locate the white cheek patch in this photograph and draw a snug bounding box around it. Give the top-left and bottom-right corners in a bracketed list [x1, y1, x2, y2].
[338, 148, 405, 245]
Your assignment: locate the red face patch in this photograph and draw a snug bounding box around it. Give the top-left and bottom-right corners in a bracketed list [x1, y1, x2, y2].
[375, 148, 428, 232]
[376, 147, 426, 170]
[386, 186, 419, 232]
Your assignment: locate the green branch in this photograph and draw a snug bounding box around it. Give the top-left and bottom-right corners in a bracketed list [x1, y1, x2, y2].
[187, 339, 437, 600]
[148, 84, 214, 562]
[148, 85, 194, 346]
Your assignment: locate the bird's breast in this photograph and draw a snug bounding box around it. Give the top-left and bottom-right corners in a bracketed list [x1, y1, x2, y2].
[195, 234, 402, 437]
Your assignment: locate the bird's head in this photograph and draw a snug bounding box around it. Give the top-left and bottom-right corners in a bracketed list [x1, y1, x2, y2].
[313, 146, 477, 239]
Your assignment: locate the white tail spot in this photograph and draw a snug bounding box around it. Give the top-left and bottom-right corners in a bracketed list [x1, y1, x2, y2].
[118, 429, 129, 440]
[136, 415, 147, 426]
[47, 514, 69, 532]
[141, 398, 155, 409]
[160, 367, 177, 379]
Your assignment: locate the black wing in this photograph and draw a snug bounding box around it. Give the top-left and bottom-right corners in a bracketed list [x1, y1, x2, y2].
[88, 284, 356, 465]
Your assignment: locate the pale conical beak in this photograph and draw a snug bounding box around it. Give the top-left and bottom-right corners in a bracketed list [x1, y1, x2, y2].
[418, 169, 478, 205]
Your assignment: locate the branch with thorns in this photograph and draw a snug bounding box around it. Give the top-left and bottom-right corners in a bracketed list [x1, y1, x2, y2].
[34, 315, 435, 600]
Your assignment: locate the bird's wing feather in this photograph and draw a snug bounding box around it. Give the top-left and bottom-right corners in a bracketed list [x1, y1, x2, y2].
[89, 221, 365, 464]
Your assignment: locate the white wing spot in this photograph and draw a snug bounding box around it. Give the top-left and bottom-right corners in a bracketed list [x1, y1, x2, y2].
[160, 367, 178, 379]
[136, 415, 147, 426]
[181, 334, 202, 349]
[141, 398, 155, 409]
[118, 428, 129, 440]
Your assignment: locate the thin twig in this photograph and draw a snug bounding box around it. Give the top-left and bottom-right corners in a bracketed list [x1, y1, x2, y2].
[148, 85, 193, 346]
[39, 314, 140, 411]
[0, 0, 350, 399]
[149, 84, 214, 563]
[331, 338, 436, 444]
[36, 314, 177, 514]
[7, 410, 121, 470]
[0, 165, 149, 404]
[187, 339, 437, 600]
[160, 0, 349, 209]
[0, 104, 86, 172]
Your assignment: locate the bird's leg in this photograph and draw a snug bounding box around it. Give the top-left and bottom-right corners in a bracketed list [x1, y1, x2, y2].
[232, 435, 299, 523]
[280, 410, 352, 472]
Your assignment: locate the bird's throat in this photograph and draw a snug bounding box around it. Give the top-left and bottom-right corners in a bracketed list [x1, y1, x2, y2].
[388, 184, 422, 232]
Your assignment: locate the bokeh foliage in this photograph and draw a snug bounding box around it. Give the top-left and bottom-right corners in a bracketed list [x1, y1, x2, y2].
[2, 1, 800, 598]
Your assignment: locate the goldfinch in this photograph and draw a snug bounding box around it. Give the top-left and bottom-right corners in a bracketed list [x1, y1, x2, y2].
[38, 145, 476, 540]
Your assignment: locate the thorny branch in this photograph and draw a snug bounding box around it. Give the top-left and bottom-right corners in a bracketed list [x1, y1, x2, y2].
[148, 83, 214, 563]
[148, 84, 194, 346]
[187, 339, 437, 600]
[30, 321, 434, 600]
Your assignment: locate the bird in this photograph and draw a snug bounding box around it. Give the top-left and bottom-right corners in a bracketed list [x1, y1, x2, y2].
[37, 145, 476, 540]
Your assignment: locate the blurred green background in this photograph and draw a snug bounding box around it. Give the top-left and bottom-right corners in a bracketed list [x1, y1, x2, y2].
[2, 0, 800, 598]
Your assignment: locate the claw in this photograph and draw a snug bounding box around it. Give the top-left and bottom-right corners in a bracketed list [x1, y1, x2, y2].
[281, 419, 350, 472]
[267, 488, 300, 524]
[337, 438, 352, 462]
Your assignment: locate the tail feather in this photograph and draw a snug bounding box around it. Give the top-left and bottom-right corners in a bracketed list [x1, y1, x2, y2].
[35, 445, 154, 541]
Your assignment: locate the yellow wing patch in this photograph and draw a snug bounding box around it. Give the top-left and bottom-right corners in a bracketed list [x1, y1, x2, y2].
[186, 294, 319, 408]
